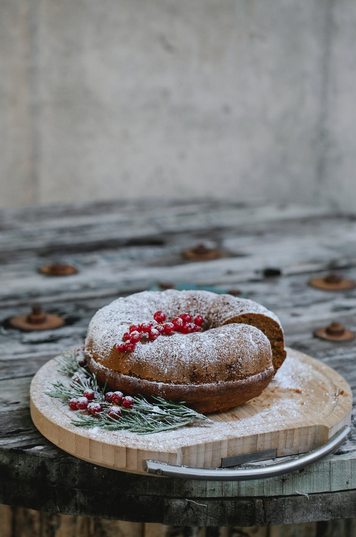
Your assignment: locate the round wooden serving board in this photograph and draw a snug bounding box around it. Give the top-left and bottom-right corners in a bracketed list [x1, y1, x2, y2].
[30, 348, 352, 475]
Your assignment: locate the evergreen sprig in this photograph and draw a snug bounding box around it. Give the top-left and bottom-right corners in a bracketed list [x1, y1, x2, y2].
[45, 349, 211, 435]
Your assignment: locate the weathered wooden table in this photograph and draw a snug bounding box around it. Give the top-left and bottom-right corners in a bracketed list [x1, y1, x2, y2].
[1, 200, 356, 529]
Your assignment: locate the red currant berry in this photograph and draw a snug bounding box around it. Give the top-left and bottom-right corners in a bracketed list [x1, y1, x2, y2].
[77, 396, 89, 410]
[129, 324, 141, 333]
[108, 407, 121, 420]
[87, 402, 103, 415]
[180, 323, 191, 334]
[69, 398, 78, 410]
[116, 343, 126, 353]
[154, 324, 165, 334]
[193, 325, 202, 332]
[130, 330, 141, 343]
[83, 389, 95, 401]
[154, 311, 166, 323]
[163, 322, 175, 335]
[172, 317, 184, 329]
[149, 328, 160, 341]
[124, 341, 136, 352]
[180, 313, 192, 323]
[112, 391, 124, 405]
[193, 315, 204, 326]
[105, 391, 114, 403]
[140, 322, 153, 333]
[122, 396, 134, 409]
[123, 332, 131, 341]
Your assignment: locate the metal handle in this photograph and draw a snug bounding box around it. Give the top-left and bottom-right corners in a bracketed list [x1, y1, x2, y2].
[144, 425, 350, 480]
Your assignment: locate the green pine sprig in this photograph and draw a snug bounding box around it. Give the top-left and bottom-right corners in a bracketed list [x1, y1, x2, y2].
[72, 395, 209, 435]
[45, 349, 211, 435]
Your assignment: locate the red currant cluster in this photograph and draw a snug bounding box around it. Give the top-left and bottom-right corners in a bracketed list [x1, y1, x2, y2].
[68, 388, 134, 419]
[116, 311, 204, 353]
[105, 391, 134, 420]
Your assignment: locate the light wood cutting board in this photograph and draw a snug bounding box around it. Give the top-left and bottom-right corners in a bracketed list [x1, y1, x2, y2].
[30, 348, 352, 475]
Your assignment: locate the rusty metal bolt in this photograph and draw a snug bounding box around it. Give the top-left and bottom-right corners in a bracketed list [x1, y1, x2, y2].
[263, 267, 282, 278]
[9, 305, 65, 331]
[26, 305, 47, 325]
[309, 273, 356, 291]
[182, 244, 224, 261]
[227, 289, 242, 297]
[158, 282, 175, 290]
[324, 274, 343, 285]
[314, 321, 355, 342]
[39, 263, 77, 276]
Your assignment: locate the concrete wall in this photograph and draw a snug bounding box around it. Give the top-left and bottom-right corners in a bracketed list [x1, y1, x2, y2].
[0, 0, 355, 211]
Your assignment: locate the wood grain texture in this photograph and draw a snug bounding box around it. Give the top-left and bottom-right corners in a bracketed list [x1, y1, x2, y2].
[29, 349, 352, 474]
[1, 200, 356, 526]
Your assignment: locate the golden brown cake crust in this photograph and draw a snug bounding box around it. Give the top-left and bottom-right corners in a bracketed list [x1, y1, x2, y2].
[87, 354, 274, 414]
[85, 290, 286, 413]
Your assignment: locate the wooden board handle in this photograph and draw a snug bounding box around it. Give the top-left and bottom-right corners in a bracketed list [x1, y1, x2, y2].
[144, 425, 350, 480]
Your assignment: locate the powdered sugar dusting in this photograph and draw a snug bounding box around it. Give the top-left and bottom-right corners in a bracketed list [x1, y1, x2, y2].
[85, 290, 276, 383]
[208, 294, 283, 330]
[91, 324, 271, 383]
[31, 348, 347, 456]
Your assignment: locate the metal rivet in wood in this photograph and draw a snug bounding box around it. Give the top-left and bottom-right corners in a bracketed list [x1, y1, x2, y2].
[263, 267, 282, 278]
[181, 244, 225, 261]
[158, 281, 175, 290]
[9, 305, 65, 331]
[314, 322, 355, 342]
[309, 273, 356, 291]
[39, 263, 78, 276]
[227, 289, 242, 297]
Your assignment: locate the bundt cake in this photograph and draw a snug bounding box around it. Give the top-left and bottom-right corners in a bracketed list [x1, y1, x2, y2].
[85, 290, 286, 413]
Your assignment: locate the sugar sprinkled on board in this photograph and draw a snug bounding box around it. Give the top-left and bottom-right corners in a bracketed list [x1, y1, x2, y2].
[31, 349, 336, 454]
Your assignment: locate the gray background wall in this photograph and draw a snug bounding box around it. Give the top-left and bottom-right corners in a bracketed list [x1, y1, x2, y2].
[0, 0, 355, 211]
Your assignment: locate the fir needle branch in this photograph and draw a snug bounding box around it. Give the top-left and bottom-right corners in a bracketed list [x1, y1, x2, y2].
[47, 348, 211, 434]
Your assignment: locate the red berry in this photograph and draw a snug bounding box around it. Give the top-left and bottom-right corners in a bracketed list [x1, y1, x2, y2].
[193, 325, 202, 332]
[123, 332, 131, 341]
[154, 324, 165, 334]
[130, 330, 141, 343]
[163, 322, 175, 335]
[105, 391, 114, 403]
[124, 341, 136, 352]
[108, 407, 121, 420]
[140, 322, 153, 333]
[180, 323, 192, 334]
[87, 402, 103, 415]
[122, 396, 134, 409]
[77, 396, 89, 410]
[83, 389, 95, 401]
[116, 343, 126, 352]
[193, 315, 204, 326]
[172, 317, 184, 329]
[129, 324, 141, 333]
[179, 313, 192, 323]
[69, 398, 78, 410]
[112, 391, 124, 405]
[154, 311, 166, 323]
[149, 328, 160, 341]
